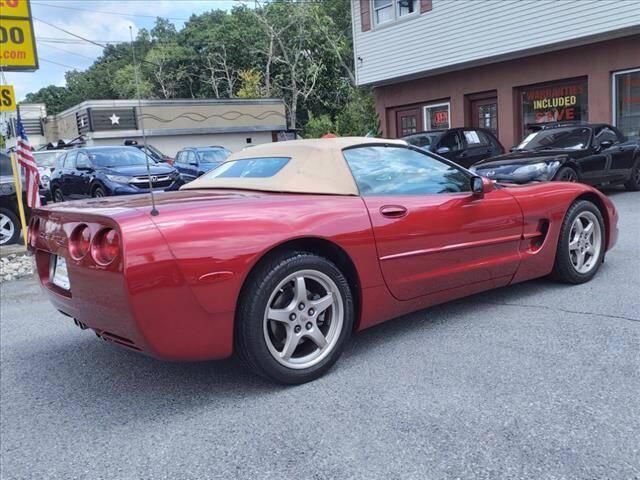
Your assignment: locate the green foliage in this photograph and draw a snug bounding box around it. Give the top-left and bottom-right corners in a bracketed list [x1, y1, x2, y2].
[304, 114, 335, 138]
[22, 2, 379, 133]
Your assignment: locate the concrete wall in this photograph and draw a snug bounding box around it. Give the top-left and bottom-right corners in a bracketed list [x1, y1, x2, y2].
[353, 0, 640, 86]
[376, 36, 640, 148]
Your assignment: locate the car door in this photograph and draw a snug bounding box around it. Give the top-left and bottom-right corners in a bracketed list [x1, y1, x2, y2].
[595, 126, 636, 182]
[59, 150, 77, 197]
[173, 151, 187, 178]
[185, 151, 200, 181]
[73, 151, 93, 198]
[432, 131, 464, 164]
[459, 129, 496, 167]
[343, 145, 524, 301]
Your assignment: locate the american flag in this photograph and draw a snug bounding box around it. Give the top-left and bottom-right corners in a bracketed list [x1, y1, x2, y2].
[16, 114, 41, 208]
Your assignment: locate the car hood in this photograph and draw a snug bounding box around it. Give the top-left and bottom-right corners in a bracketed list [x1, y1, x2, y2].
[472, 150, 569, 169]
[103, 164, 176, 176]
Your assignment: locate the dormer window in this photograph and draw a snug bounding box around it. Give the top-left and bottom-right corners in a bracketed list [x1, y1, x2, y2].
[373, 0, 418, 26]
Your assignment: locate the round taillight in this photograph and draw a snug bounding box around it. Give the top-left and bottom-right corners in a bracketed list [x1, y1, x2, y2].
[92, 228, 120, 265]
[70, 224, 92, 259]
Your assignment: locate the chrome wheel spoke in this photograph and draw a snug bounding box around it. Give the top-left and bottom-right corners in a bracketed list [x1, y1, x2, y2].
[279, 328, 300, 360]
[569, 237, 580, 251]
[574, 250, 586, 271]
[569, 211, 602, 274]
[310, 293, 333, 315]
[294, 275, 308, 304]
[267, 307, 294, 324]
[305, 327, 328, 349]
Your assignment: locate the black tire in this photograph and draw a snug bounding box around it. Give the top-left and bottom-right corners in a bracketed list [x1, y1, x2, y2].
[92, 186, 106, 198]
[552, 200, 605, 284]
[52, 188, 64, 203]
[624, 160, 640, 191]
[235, 251, 354, 384]
[554, 166, 579, 183]
[0, 207, 21, 246]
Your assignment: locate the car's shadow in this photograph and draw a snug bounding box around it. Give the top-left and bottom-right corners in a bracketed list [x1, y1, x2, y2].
[19, 269, 591, 426]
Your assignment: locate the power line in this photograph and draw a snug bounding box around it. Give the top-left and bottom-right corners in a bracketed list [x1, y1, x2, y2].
[32, 1, 190, 21]
[39, 57, 83, 69]
[40, 43, 98, 61]
[33, 17, 108, 48]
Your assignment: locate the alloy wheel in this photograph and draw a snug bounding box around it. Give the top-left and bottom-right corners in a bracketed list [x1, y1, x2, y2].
[0, 213, 15, 245]
[568, 211, 602, 274]
[263, 269, 344, 370]
[560, 169, 578, 182]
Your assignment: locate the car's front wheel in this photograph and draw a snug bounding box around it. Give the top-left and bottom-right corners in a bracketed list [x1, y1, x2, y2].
[92, 186, 106, 198]
[0, 207, 20, 245]
[554, 166, 579, 183]
[52, 188, 64, 203]
[235, 252, 354, 384]
[552, 200, 605, 284]
[624, 161, 640, 191]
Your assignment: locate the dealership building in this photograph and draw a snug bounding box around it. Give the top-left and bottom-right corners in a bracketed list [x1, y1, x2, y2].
[352, 0, 640, 148]
[7, 98, 288, 155]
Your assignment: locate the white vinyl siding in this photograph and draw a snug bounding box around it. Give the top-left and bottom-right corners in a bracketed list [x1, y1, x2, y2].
[353, 0, 640, 86]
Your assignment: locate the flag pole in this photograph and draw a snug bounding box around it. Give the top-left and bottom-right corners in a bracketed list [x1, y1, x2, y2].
[9, 150, 28, 247]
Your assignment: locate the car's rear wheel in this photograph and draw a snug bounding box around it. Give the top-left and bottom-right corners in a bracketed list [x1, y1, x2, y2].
[52, 188, 64, 203]
[554, 166, 579, 183]
[0, 208, 20, 245]
[235, 252, 354, 384]
[624, 161, 640, 191]
[92, 186, 106, 198]
[552, 200, 605, 284]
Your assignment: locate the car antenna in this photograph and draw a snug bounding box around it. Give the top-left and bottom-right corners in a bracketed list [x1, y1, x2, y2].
[129, 26, 158, 216]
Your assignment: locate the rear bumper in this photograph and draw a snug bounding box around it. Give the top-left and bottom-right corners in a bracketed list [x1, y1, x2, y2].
[31, 212, 234, 361]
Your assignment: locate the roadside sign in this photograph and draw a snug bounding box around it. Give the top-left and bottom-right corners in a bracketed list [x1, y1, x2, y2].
[0, 84, 16, 111]
[0, 0, 38, 71]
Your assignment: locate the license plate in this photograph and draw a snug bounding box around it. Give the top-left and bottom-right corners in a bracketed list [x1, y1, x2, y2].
[51, 255, 71, 290]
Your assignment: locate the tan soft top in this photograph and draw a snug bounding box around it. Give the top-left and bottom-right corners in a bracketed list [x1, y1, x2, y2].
[181, 137, 407, 195]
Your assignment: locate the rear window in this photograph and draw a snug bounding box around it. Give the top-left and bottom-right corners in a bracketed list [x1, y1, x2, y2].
[204, 157, 289, 179]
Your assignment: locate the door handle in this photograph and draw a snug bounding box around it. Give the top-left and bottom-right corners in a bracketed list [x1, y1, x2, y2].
[380, 205, 408, 218]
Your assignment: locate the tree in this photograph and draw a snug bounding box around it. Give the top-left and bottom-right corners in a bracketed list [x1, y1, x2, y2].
[237, 69, 265, 98]
[24, 85, 71, 115]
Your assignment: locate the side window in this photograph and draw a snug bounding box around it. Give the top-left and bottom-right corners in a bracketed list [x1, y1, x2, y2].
[175, 151, 184, 164]
[438, 132, 463, 152]
[187, 151, 197, 165]
[64, 151, 77, 169]
[76, 152, 91, 169]
[594, 127, 619, 146]
[343, 146, 470, 195]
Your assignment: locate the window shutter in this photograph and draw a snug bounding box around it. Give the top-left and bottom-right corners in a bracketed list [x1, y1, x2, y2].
[420, 0, 433, 13]
[360, 0, 371, 31]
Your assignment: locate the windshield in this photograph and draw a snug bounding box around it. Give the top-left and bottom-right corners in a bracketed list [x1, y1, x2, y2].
[516, 127, 591, 151]
[89, 148, 156, 168]
[198, 149, 231, 164]
[403, 132, 441, 148]
[33, 151, 65, 167]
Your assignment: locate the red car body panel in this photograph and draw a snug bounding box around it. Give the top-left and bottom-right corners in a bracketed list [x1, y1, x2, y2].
[29, 182, 618, 361]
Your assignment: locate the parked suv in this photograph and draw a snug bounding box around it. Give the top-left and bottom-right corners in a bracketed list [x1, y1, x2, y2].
[49, 146, 183, 202]
[403, 128, 503, 168]
[174, 146, 231, 183]
[471, 122, 640, 190]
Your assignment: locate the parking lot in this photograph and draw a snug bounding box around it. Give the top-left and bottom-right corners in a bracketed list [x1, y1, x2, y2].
[0, 189, 638, 480]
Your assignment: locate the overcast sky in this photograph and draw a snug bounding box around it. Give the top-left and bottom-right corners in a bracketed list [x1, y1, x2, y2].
[6, 0, 245, 102]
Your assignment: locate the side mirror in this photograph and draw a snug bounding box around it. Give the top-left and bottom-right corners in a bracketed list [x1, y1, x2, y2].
[599, 140, 613, 150]
[471, 176, 494, 198]
[436, 147, 450, 155]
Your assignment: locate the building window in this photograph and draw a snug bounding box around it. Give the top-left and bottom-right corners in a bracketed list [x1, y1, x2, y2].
[423, 102, 450, 130]
[372, 0, 418, 26]
[520, 78, 588, 134]
[613, 68, 640, 140]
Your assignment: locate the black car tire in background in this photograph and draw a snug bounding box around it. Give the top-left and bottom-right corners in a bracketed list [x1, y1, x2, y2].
[0, 207, 20, 246]
[92, 186, 106, 198]
[554, 166, 579, 183]
[52, 188, 64, 203]
[624, 161, 640, 191]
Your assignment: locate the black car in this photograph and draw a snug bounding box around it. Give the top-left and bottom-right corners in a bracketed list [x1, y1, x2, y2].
[471, 123, 640, 191]
[403, 128, 504, 168]
[49, 146, 183, 202]
[124, 140, 174, 165]
[174, 146, 231, 183]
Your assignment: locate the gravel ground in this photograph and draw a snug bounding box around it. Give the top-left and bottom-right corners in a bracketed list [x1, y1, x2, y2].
[1, 189, 638, 480]
[0, 255, 35, 283]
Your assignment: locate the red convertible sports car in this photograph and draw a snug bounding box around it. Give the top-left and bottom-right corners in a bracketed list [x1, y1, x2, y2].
[29, 138, 619, 383]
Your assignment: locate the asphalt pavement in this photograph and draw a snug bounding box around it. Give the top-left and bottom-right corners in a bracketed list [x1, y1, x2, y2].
[1, 189, 638, 480]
